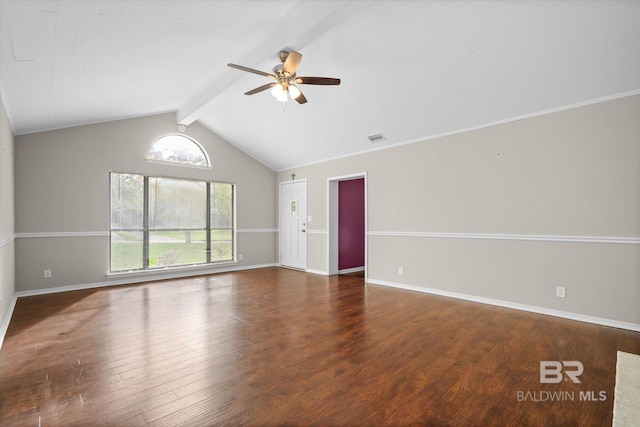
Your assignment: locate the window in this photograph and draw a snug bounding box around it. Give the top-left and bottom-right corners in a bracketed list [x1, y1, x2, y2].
[147, 134, 210, 167]
[110, 172, 234, 273]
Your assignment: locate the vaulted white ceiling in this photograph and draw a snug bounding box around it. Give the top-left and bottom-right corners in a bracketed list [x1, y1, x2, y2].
[1, 1, 639, 171]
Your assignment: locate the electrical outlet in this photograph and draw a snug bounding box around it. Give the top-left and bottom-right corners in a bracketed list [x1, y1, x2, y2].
[44, 269, 52, 279]
[398, 266, 404, 275]
[556, 286, 566, 298]
[238, 254, 243, 261]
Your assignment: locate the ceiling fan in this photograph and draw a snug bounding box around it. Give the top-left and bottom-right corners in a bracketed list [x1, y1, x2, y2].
[227, 50, 340, 104]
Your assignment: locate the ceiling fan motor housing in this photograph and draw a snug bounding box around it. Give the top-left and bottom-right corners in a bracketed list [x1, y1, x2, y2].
[277, 50, 290, 63]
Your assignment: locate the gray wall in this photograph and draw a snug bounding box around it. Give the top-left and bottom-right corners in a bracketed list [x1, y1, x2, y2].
[277, 94, 640, 325]
[15, 113, 277, 291]
[0, 96, 15, 329]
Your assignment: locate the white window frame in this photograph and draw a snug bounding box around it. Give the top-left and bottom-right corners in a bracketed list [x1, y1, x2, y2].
[109, 172, 235, 274]
[146, 133, 212, 169]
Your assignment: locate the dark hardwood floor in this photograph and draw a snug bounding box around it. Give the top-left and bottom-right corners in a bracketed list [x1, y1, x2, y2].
[1, 267, 638, 426]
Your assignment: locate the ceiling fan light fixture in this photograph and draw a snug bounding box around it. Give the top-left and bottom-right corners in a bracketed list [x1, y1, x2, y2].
[288, 84, 301, 100]
[270, 83, 288, 102]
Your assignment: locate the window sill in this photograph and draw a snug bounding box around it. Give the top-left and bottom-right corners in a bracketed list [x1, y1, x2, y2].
[107, 261, 238, 279]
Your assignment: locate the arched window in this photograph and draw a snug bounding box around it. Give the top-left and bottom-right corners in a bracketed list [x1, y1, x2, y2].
[147, 134, 210, 168]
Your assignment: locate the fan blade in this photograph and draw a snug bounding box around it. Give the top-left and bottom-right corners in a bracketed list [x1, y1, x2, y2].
[228, 63, 276, 79]
[295, 76, 341, 85]
[245, 82, 276, 95]
[283, 51, 302, 75]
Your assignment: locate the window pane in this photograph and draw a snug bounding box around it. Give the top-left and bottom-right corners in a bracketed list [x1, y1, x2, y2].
[210, 183, 234, 262]
[147, 134, 209, 167]
[110, 173, 144, 230]
[211, 183, 233, 229]
[149, 230, 207, 268]
[110, 173, 144, 272]
[210, 229, 233, 262]
[149, 178, 206, 229]
[110, 231, 143, 271]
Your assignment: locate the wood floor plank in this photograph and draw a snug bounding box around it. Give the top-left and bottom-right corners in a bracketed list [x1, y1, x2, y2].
[1, 267, 638, 426]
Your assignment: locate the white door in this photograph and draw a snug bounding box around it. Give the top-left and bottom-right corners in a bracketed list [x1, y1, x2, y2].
[280, 180, 307, 270]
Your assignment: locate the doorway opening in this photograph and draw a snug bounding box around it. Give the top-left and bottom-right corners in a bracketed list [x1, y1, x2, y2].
[327, 173, 367, 278]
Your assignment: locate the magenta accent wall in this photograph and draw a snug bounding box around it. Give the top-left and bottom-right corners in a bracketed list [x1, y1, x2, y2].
[338, 178, 365, 270]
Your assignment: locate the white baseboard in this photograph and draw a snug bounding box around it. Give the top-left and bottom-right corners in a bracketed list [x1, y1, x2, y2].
[305, 269, 329, 276]
[367, 278, 640, 332]
[0, 293, 18, 349]
[15, 263, 279, 298]
[338, 267, 365, 274]
[0, 263, 278, 350]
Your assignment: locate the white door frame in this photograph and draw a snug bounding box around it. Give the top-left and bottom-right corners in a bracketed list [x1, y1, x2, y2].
[279, 179, 308, 270]
[327, 172, 368, 278]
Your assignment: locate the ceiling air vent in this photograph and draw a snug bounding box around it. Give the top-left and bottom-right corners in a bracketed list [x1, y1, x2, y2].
[367, 133, 386, 143]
